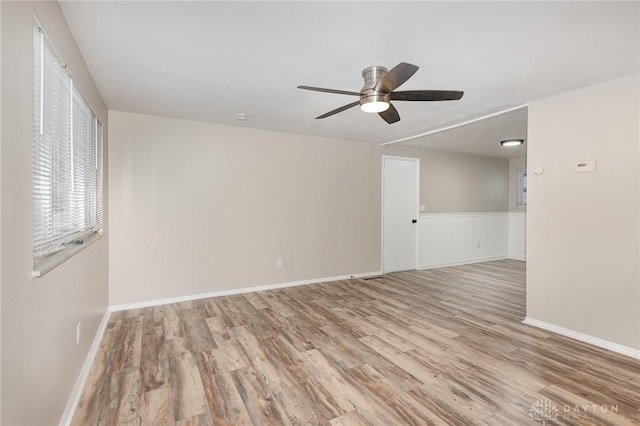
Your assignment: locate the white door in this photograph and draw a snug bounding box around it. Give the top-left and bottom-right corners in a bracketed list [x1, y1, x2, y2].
[383, 156, 419, 273]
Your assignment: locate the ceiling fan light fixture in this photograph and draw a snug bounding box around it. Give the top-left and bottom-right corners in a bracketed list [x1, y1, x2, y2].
[500, 139, 524, 147]
[297, 62, 464, 124]
[360, 91, 390, 113]
[360, 100, 390, 113]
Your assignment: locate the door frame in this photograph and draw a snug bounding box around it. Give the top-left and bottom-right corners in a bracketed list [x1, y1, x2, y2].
[381, 155, 421, 273]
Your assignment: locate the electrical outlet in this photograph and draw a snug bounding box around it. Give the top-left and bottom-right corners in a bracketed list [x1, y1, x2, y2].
[76, 322, 81, 344]
[477, 242, 481, 249]
[276, 258, 283, 268]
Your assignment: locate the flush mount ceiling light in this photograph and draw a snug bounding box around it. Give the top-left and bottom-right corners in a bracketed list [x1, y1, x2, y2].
[500, 139, 524, 147]
[360, 97, 390, 113]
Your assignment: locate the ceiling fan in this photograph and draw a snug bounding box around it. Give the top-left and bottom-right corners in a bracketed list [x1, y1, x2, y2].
[298, 62, 464, 124]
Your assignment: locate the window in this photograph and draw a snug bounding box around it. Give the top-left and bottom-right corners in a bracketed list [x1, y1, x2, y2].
[517, 168, 527, 207]
[32, 21, 103, 275]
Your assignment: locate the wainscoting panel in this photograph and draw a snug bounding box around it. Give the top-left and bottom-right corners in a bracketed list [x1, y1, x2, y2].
[419, 213, 509, 269]
[508, 212, 526, 260]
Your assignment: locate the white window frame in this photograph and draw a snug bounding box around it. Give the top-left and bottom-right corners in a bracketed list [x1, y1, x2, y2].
[517, 168, 527, 208]
[32, 19, 104, 277]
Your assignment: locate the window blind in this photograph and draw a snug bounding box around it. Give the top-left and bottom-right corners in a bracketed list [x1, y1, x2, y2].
[33, 22, 103, 261]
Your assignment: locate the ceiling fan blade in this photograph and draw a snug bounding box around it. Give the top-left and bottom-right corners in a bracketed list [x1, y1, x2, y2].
[316, 101, 361, 119]
[374, 62, 419, 93]
[391, 90, 464, 101]
[298, 86, 360, 96]
[379, 103, 400, 124]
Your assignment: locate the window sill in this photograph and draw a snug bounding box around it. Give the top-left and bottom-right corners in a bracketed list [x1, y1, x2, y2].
[32, 231, 105, 278]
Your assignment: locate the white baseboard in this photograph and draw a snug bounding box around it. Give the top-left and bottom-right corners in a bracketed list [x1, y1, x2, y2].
[109, 271, 383, 312]
[522, 317, 640, 360]
[419, 256, 508, 270]
[508, 255, 526, 261]
[59, 310, 112, 426]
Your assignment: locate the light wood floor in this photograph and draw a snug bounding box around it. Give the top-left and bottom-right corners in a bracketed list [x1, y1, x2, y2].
[73, 260, 640, 425]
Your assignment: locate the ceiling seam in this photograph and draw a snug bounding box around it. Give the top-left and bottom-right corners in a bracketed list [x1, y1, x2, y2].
[379, 104, 528, 146]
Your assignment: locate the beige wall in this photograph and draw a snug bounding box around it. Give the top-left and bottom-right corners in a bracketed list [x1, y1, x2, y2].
[109, 112, 512, 306]
[508, 157, 527, 212]
[108, 111, 381, 305]
[1, 2, 109, 424]
[527, 73, 639, 350]
[384, 145, 509, 213]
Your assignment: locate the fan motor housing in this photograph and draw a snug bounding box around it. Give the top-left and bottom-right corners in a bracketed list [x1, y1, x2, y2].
[360, 65, 390, 108]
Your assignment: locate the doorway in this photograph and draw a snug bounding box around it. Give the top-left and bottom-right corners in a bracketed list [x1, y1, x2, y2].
[382, 155, 420, 273]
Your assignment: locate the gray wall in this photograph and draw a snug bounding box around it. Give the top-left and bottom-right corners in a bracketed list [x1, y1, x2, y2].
[108, 111, 381, 305]
[527, 73, 639, 350]
[108, 112, 511, 306]
[384, 145, 510, 213]
[1, 2, 109, 424]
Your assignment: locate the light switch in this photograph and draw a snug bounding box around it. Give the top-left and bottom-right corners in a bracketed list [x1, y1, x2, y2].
[420, 204, 426, 212]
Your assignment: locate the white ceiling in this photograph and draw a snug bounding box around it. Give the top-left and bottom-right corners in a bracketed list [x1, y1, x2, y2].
[60, 1, 639, 154]
[399, 107, 527, 158]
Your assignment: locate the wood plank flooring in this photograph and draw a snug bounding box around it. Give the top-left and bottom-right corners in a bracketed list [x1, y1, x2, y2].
[72, 260, 640, 425]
